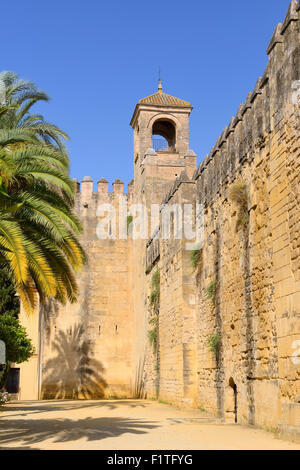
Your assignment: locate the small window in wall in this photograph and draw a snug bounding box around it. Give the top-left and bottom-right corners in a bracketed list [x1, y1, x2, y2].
[6, 368, 20, 394]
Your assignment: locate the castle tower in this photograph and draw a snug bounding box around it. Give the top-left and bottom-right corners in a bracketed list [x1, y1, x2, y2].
[130, 79, 197, 202]
[129, 82, 197, 394]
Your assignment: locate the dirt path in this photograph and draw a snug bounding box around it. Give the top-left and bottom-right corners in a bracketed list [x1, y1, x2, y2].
[0, 399, 299, 450]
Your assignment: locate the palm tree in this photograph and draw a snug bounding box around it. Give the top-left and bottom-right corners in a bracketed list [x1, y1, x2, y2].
[0, 71, 68, 149]
[0, 71, 86, 314]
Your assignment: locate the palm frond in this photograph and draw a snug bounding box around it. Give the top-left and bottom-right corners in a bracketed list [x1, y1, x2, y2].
[0, 217, 28, 284]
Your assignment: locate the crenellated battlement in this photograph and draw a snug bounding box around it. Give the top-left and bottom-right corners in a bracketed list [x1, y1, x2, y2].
[72, 176, 134, 198]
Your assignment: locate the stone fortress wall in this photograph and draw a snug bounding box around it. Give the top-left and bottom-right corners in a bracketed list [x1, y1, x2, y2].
[18, 0, 300, 441]
[39, 178, 134, 399]
[143, 0, 300, 437]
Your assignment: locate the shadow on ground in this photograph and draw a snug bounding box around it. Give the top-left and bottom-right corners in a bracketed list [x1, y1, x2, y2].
[0, 415, 158, 447]
[2, 399, 148, 418]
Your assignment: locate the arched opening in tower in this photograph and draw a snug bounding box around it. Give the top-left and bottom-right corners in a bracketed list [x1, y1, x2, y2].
[152, 119, 176, 152]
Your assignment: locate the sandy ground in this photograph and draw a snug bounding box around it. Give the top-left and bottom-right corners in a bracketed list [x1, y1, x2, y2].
[0, 399, 299, 450]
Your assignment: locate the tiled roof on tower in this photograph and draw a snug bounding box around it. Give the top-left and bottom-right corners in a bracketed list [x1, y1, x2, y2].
[138, 79, 191, 107]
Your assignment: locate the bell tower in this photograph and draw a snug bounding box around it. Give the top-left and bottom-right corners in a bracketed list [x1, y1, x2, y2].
[129, 81, 197, 396]
[130, 80, 197, 204]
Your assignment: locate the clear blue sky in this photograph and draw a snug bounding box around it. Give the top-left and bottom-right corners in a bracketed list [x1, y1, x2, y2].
[1, 0, 291, 190]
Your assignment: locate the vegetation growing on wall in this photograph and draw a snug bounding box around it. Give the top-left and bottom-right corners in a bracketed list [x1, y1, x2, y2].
[127, 215, 133, 234]
[229, 182, 249, 232]
[208, 333, 220, 359]
[204, 280, 217, 304]
[150, 268, 160, 310]
[148, 268, 160, 349]
[148, 315, 158, 347]
[190, 249, 201, 271]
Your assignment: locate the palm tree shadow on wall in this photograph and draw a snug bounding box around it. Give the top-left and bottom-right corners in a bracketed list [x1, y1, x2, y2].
[41, 324, 107, 399]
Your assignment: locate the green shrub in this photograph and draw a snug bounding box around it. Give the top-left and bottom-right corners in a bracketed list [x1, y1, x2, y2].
[127, 215, 133, 234]
[208, 333, 220, 358]
[151, 268, 160, 290]
[150, 269, 160, 308]
[0, 315, 34, 364]
[148, 315, 158, 347]
[148, 269, 160, 348]
[150, 290, 159, 307]
[190, 249, 201, 271]
[204, 280, 217, 303]
[0, 314, 35, 390]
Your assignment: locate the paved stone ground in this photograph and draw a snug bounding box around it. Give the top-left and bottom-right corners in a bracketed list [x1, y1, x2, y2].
[0, 400, 299, 450]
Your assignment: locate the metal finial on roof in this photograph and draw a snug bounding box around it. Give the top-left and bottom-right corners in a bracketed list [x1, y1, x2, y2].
[158, 67, 163, 94]
[158, 78, 163, 94]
